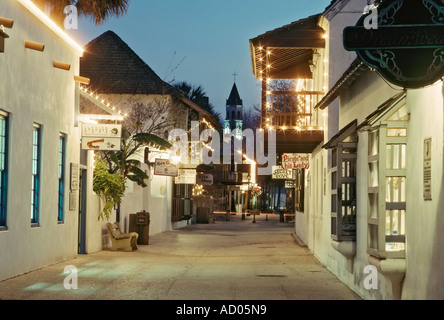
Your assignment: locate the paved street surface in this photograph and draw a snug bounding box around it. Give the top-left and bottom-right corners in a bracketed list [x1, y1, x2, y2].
[0, 214, 361, 301]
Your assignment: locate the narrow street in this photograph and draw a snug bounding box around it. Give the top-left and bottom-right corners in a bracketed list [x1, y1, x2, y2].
[0, 214, 360, 301]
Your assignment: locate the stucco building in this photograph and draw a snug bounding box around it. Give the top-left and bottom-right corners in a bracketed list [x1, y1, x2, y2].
[0, 0, 83, 282]
[250, 0, 444, 299]
[79, 31, 220, 252]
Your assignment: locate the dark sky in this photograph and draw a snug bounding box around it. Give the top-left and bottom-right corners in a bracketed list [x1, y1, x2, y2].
[67, 0, 332, 118]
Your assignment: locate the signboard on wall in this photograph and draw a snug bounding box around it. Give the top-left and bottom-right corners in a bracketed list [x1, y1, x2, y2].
[70, 163, 79, 191]
[343, 0, 444, 89]
[424, 138, 432, 201]
[282, 153, 310, 170]
[154, 159, 178, 177]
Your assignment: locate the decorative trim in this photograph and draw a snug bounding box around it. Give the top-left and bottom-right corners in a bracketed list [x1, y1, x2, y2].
[25, 40, 45, 52]
[53, 60, 71, 71]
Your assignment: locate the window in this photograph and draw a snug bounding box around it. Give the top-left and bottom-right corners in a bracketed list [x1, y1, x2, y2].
[172, 183, 191, 222]
[294, 169, 305, 212]
[31, 124, 41, 226]
[365, 96, 408, 259]
[324, 120, 358, 242]
[58, 134, 66, 223]
[0, 112, 8, 229]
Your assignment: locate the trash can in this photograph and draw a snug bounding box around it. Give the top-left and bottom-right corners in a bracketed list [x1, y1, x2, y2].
[197, 207, 212, 224]
[129, 211, 150, 245]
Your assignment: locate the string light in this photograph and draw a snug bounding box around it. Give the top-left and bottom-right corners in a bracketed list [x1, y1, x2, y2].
[256, 45, 324, 134]
[80, 85, 126, 119]
[193, 185, 204, 196]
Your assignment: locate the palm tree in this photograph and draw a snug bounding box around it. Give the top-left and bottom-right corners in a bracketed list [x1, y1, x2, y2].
[174, 81, 222, 125]
[32, 0, 130, 26]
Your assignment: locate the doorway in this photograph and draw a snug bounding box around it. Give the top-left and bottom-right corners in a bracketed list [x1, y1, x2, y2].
[78, 168, 87, 254]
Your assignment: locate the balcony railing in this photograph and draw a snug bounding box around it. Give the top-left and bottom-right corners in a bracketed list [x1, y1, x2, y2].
[262, 90, 324, 131]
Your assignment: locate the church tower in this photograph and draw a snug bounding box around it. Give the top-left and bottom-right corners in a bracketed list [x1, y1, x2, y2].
[224, 82, 244, 139]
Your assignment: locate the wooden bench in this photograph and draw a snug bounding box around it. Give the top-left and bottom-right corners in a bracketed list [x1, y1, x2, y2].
[106, 222, 139, 252]
[213, 211, 231, 221]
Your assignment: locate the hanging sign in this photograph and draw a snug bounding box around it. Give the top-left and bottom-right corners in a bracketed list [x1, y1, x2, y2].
[82, 138, 121, 151]
[154, 159, 178, 177]
[343, 0, 444, 89]
[285, 180, 297, 189]
[272, 166, 293, 180]
[81, 124, 122, 151]
[282, 153, 310, 170]
[82, 124, 122, 138]
[175, 169, 197, 184]
[197, 174, 213, 186]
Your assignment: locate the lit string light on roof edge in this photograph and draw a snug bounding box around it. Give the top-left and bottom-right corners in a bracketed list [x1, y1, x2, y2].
[79, 85, 127, 120]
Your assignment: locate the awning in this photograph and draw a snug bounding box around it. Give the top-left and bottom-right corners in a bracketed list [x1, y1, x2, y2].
[323, 120, 357, 149]
[357, 92, 407, 131]
[316, 59, 369, 110]
[250, 14, 326, 79]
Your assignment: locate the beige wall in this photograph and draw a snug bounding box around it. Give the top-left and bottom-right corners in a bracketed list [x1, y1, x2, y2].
[0, 0, 81, 281]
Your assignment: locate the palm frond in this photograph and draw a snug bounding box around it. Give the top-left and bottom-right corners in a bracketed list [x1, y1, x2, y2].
[32, 0, 130, 25]
[133, 132, 172, 151]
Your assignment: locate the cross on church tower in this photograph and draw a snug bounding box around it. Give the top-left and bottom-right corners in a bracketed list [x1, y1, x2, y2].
[232, 71, 238, 83]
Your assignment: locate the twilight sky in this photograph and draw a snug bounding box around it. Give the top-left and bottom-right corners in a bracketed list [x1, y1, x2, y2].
[67, 0, 333, 118]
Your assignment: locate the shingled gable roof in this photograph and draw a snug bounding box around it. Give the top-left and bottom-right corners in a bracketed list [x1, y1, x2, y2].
[80, 30, 180, 95]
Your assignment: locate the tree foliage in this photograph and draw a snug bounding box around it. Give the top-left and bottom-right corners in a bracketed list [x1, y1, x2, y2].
[174, 81, 222, 125]
[32, 0, 130, 25]
[93, 97, 174, 220]
[99, 97, 174, 190]
[93, 157, 125, 221]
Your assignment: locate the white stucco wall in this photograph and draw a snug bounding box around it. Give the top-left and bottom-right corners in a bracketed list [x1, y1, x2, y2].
[324, 71, 401, 300]
[295, 0, 368, 274]
[402, 83, 444, 299]
[119, 164, 175, 238]
[0, 0, 81, 281]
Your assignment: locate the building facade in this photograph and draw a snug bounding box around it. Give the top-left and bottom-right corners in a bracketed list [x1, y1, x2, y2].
[250, 0, 444, 299]
[79, 31, 220, 252]
[0, 0, 83, 282]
